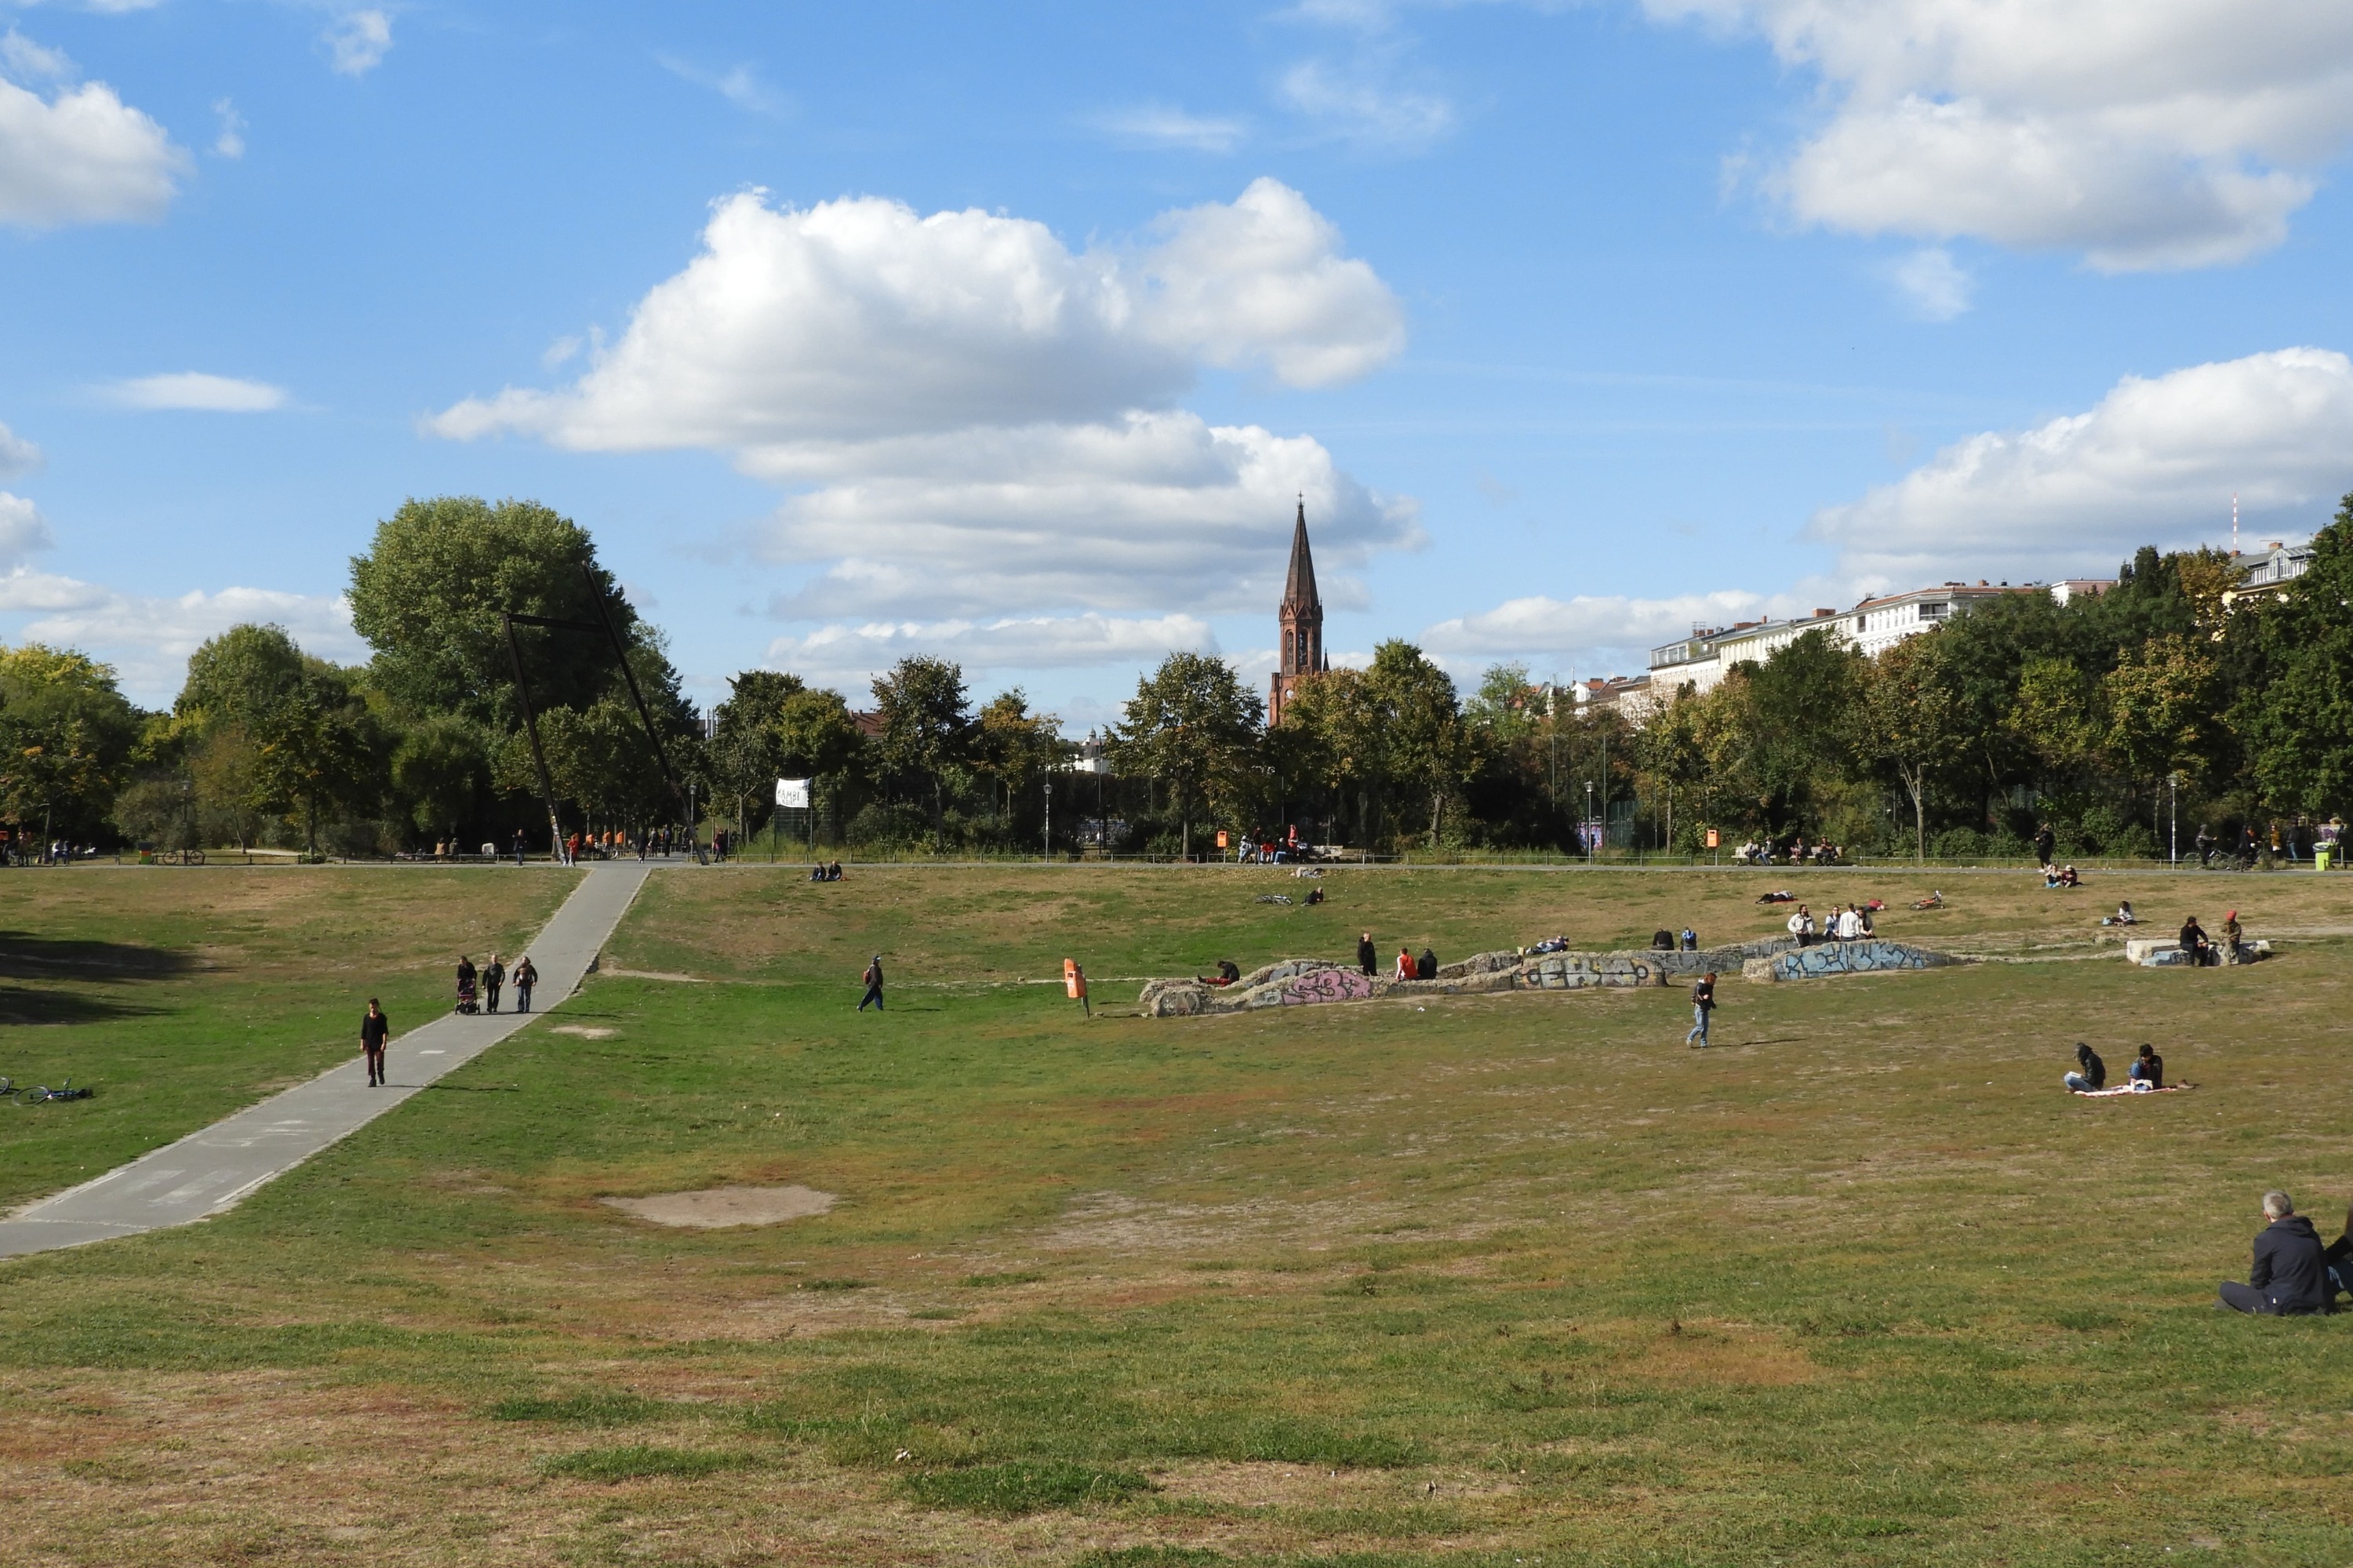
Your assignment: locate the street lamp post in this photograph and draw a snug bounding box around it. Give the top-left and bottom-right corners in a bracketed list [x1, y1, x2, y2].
[1043, 769, 1053, 860]
[1584, 780, 1595, 862]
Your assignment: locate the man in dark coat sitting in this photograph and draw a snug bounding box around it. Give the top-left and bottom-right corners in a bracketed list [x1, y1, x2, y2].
[2219, 1191, 2333, 1315]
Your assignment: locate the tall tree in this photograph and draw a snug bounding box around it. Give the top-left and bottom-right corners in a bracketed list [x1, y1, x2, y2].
[1857, 635, 1963, 861]
[1365, 640, 1470, 848]
[347, 497, 654, 726]
[872, 656, 974, 836]
[0, 644, 142, 844]
[1115, 652, 1262, 859]
[2246, 494, 2353, 814]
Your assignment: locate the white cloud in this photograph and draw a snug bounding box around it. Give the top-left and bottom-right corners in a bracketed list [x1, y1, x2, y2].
[431, 181, 1413, 637]
[434, 180, 1400, 452]
[0, 53, 185, 227]
[1809, 347, 2353, 586]
[211, 97, 244, 159]
[2, 28, 71, 81]
[762, 612, 1220, 694]
[656, 53, 788, 116]
[1889, 246, 1972, 320]
[1421, 588, 1777, 670]
[1278, 58, 1454, 150]
[0, 420, 41, 478]
[104, 373, 289, 412]
[324, 9, 391, 77]
[0, 570, 361, 704]
[758, 412, 1420, 619]
[0, 491, 53, 569]
[1648, 0, 2353, 270]
[1095, 104, 1249, 153]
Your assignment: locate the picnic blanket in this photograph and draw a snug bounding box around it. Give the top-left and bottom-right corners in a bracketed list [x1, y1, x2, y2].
[2073, 1082, 2197, 1097]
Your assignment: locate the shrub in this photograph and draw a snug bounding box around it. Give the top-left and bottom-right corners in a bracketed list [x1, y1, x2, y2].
[1929, 828, 1987, 860]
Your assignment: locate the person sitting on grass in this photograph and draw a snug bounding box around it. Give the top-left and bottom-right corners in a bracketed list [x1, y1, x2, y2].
[1200, 959, 1242, 987]
[2219, 1191, 2332, 1315]
[1417, 947, 1438, 980]
[2103, 900, 2137, 926]
[1680, 927, 1698, 951]
[2058, 864, 2082, 887]
[2127, 1044, 2164, 1089]
[1395, 947, 1416, 982]
[1651, 929, 1675, 951]
[2064, 1042, 2106, 1093]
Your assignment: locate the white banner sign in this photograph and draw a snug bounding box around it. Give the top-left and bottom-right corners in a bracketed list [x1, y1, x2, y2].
[776, 777, 811, 809]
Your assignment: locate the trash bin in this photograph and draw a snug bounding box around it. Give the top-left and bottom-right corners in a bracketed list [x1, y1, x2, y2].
[2318, 845, 2333, 872]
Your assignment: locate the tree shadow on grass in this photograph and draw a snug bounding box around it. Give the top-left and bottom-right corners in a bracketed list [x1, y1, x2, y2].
[0, 930, 195, 1027]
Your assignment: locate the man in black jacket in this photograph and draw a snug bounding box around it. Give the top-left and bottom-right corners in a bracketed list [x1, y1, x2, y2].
[1356, 933, 1377, 977]
[2220, 1191, 2332, 1315]
[360, 999, 390, 1087]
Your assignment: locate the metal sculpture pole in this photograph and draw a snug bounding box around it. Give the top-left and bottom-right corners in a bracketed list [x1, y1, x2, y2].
[501, 611, 567, 863]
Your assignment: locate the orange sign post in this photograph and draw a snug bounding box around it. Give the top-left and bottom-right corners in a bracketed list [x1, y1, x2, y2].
[1064, 958, 1090, 1018]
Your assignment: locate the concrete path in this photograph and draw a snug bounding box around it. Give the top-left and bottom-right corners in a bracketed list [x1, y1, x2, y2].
[0, 860, 656, 1261]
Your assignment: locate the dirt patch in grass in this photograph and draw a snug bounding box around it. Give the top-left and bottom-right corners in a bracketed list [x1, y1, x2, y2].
[549, 1024, 618, 1039]
[602, 1184, 837, 1228]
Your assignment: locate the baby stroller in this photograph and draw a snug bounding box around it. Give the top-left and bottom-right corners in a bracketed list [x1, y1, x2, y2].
[455, 975, 480, 1015]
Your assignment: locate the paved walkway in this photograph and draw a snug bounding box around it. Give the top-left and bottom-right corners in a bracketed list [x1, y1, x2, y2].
[0, 860, 656, 1261]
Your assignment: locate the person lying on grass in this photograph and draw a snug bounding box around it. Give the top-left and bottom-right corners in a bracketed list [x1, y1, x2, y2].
[2218, 1191, 2333, 1315]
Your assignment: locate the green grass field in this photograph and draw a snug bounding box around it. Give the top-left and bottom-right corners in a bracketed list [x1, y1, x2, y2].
[0, 866, 577, 1207]
[4, 863, 2352, 1565]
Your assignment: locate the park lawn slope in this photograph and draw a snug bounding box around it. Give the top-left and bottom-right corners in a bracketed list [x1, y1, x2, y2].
[2, 863, 2351, 1563]
[0, 864, 578, 1208]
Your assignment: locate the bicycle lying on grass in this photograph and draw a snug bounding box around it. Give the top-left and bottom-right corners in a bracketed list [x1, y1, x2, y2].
[1, 1077, 94, 1103]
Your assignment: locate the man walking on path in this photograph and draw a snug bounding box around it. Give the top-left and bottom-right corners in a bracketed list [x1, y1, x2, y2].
[361, 999, 390, 1086]
[1357, 933, 1377, 977]
[513, 956, 536, 1013]
[484, 954, 505, 1013]
[1686, 973, 1716, 1047]
[859, 954, 886, 1012]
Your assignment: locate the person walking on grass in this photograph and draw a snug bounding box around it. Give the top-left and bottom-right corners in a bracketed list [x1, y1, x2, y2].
[512, 955, 536, 1013]
[483, 953, 505, 1014]
[1357, 932, 1377, 977]
[859, 954, 886, 1012]
[361, 999, 390, 1087]
[1686, 972, 1717, 1048]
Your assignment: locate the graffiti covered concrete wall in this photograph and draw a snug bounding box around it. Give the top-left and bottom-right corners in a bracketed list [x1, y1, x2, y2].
[1747, 940, 1956, 981]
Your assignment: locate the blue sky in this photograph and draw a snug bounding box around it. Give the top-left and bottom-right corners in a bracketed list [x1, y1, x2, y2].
[4, 1, 2351, 723]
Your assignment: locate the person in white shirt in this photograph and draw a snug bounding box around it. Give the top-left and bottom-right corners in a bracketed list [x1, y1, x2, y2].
[1835, 906, 1861, 940]
[1787, 905, 1815, 946]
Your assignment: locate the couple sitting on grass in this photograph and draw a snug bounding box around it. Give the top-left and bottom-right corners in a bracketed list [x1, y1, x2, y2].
[2064, 1042, 2171, 1092]
[2219, 1191, 2353, 1316]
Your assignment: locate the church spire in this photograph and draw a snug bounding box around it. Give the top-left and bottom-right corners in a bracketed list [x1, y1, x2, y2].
[1270, 496, 1326, 725]
[1281, 495, 1321, 613]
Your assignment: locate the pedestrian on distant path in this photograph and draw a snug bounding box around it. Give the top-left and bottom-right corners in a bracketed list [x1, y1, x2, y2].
[361, 999, 390, 1086]
[1686, 972, 1715, 1047]
[484, 954, 505, 1013]
[513, 956, 537, 1013]
[1357, 933, 1377, 976]
[859, 954, 886, 1012]
[2219, 1191, 2333, 1315]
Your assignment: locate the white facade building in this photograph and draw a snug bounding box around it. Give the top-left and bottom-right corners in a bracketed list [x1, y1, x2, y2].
[1646, 580, 2089, 696]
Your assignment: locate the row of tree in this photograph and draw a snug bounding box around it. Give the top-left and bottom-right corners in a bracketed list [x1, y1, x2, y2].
[5, 492, 2350, 860]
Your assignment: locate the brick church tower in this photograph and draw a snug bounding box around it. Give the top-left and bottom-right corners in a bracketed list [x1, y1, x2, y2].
[1268, 498, 1326, 726]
